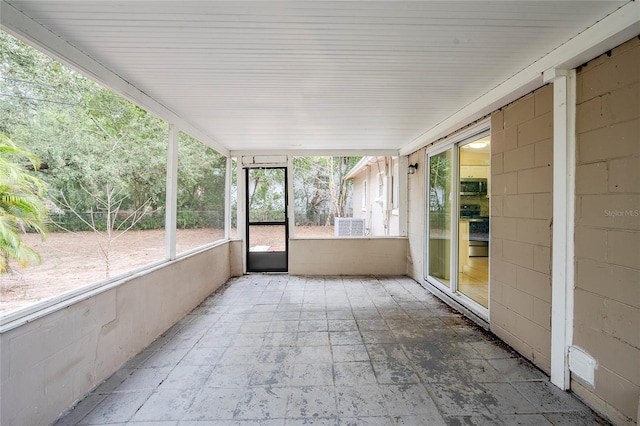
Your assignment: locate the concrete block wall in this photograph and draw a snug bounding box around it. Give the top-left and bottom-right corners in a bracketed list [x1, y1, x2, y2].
[0, 242, 232, 426]
[490, 85, 554, 373]
[572, 36, 640, 424]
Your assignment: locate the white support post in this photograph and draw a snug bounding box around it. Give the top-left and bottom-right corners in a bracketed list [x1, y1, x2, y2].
[224, 156, 232, 240]
[544, 68, 577, 390]
[237, 157, 247, 272]
[399, 156, 409, 237]
[287, 156, 295, 238]
[165, 124, 179, 260]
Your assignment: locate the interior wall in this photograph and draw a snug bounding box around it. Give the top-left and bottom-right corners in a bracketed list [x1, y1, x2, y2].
[289, 237, 407, 276]
[489, 85, 554, 373]
[572, 36, 640, 424]
[0, 243, 232, 426]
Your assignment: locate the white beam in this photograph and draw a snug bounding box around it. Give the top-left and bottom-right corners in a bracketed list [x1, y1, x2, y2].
[398, 156, 409, 237]
[287, 156, 296, 239]
[165, 125, 179, 260]
[224, 156, 232, 240]
[0, 1, 229, 157]
[545, 69, 577, 391]
[400, 1, 640, 156]
[231, 149, 398, 158]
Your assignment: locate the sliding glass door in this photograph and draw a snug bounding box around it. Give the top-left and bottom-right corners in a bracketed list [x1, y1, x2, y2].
[427, 148, 453, 286]
[426, 132, 490, 317]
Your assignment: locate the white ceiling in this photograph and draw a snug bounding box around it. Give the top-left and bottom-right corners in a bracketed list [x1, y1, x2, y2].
[1, 1, 632, 154]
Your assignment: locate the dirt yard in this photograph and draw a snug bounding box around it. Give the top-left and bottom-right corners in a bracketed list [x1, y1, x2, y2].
[0, 225, 334, 313]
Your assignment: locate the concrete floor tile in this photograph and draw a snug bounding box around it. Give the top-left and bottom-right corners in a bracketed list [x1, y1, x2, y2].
[333, 362, 377, 386]
[90, 369, 133, 395]
[543, 411, 610, 425]
[180, 347, 226, 366]
[292, 346, 332, 364]
[291, 363, 334, 386]
[329, 331, 364, 346]
[436, 342, 482, 360]
[499, 414, 554, 425]
[297, 331, 330, 346]
[250, 363, 294, 387]
[285, 417, 339, 425]
[233, 387, 290, 420]
[442, 415, 504, 425]
[470, 340, 517, 360]
[336, 385, 388, 417]
[394, 414, 447, 425]
[270, 320, 300, 333]
[137, 348, 189, 368]
[53, 394, 107, 426]
[514, 381, 592, 413]
[114, 367, 172, 392]
[328, 320, 358, 331]
[56, 277, 605, 426]
[298, 319, 328, 332]
[259, 346, 297, 364]
[158, 365, 214, 390]
[77, 391, 152, 425]
[478, 383, 539, 414]
[338, 417, 391, 426]
[326, 310, 354, 320]
[263, 332, 298, 347]
[379, 384, 440, 417]
[427, 382, 491, 416]
[206, 363, 254, 387]
[184, 387, 245, 420]
[130, 388, 198, 422]
[487, 358, 547, 382]
[287, 386, 338, 419]
[300, 310, 327, 320]
[239, 321, 271, 334]
[356, 320, 389, 331]
[274, 310, 301, 321]
[332, 345, 370, 362]
[219, 345, 261, 365]
[230, 333, 266, 347]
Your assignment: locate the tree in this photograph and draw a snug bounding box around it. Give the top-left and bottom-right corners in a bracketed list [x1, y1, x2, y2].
[0, 135, 48, 272]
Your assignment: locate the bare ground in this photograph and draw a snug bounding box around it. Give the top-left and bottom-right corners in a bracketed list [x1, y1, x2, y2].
[0, 225, 334, 313]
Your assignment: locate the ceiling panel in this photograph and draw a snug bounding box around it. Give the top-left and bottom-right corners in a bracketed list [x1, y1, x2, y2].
[4, 1, 629, 152]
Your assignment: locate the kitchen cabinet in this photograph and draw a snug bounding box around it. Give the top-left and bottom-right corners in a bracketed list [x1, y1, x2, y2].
[460, 165, 488, 179]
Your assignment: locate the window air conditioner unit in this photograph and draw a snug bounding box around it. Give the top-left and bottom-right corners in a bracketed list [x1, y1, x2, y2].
[335, 218, 365, 237]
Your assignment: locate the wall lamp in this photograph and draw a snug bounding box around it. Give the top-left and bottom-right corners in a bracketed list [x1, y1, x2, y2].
[408, 163, 419, 175]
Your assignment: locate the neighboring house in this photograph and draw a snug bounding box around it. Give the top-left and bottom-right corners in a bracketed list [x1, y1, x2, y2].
[345, 156, 400, 236]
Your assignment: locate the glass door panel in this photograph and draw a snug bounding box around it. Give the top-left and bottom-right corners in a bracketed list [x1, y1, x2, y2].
[246, 167, 288, 272]
[458, 137, 490, 307]
[428, 149, 452, 285]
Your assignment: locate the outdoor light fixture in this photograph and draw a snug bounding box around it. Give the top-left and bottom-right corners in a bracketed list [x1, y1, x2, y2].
[408, 163, 419, 174]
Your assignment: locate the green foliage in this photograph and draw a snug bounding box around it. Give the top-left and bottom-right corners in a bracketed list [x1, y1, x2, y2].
[1, 31, 227, 235]
[0, 135, 49, 272]
[293, 156, 360, 225]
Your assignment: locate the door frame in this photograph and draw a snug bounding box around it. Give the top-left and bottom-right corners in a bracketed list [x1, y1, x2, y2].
[245, 166, 289, 273]
[424, 124, 491, 321]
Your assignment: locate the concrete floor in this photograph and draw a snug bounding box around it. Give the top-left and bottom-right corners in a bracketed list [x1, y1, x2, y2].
[55, 276, 607, 425]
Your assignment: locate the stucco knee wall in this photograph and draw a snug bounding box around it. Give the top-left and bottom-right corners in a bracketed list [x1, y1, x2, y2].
[0, 242, 232, 426]
[289, 237, 408, 276]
